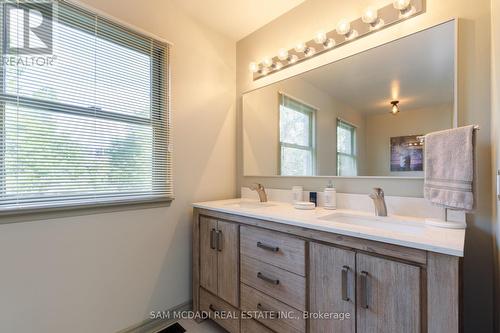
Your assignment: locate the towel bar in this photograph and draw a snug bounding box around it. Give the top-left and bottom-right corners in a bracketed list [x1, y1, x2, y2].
[417, 125, 479, 143]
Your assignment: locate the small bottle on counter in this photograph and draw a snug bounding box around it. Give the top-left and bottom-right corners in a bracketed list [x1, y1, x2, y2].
[309, 192, 318, 207]
[324, 180, 337, 210]
[292, 186, 303, 203]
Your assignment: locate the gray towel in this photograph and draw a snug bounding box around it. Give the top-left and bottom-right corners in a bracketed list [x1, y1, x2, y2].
[423, 125, 475, 211]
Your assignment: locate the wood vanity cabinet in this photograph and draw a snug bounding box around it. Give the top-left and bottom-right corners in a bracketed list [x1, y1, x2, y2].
[193, 208, 461, 333]
[310, 243, 421, 333]
[199, 216, 239, 307]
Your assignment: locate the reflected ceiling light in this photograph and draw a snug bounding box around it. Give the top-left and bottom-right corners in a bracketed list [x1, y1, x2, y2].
[390, 100, 400, 114]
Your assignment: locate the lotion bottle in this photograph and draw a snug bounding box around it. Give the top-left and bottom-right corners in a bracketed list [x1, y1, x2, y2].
[324, 180, 337, 210]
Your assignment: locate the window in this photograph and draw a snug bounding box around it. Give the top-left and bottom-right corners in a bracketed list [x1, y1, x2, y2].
[0, 2, 172, 212]
[279, 93, 315, 176]
[337, 119, 357, 176]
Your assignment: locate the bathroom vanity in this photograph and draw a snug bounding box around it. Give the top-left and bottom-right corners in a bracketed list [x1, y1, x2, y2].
[192, 199, 464, 333]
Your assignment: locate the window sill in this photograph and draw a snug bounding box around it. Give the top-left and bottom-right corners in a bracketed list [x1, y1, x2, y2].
[0, 196, 174, 225]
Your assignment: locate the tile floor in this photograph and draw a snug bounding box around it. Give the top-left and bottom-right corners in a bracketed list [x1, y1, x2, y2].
[174, 319, 226, 332]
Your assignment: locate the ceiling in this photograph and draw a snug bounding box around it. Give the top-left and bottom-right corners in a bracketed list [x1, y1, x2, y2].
[300, 21, 455, 115]
[171, 0, 306, 41]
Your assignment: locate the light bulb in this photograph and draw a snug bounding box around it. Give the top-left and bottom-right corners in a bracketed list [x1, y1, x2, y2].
[262, 57, 273, 68]
[336, 19, 351, 35]
[393, 0, 411, 10]
[324, 38, 336, 49]
[278, 48, 289, 61]
[294, 42, 306, 53]
[390, 101, 400, 114]
[248, 62, 259, 73]
[304, 47, 316, 57]
[289, 54, 299, 63]
[314, 31, 327, 44]
[362, 6, 378, 24]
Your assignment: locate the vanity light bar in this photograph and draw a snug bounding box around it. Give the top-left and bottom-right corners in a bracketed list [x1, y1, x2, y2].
[249, 0, 424, 80]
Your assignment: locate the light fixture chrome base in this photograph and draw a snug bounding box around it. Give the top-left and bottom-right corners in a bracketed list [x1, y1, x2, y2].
[252, 0, 425, 80]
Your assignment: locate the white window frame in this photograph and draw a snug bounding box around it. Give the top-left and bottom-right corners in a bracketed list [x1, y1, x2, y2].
[278, 92, 316, 176]
[0, 1, 172, 214]
[336, 118, 358, 176]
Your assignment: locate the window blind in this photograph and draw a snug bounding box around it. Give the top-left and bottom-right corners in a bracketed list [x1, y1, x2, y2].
[0, 1, 172, 212]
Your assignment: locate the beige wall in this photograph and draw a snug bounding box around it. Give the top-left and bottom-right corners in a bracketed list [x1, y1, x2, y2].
[0, 1, 236, 333]
[243, 76, 364, 176]
[236, 0, 493, 331]
[492, 0, 500, 330]
[365, 105, 453, 176]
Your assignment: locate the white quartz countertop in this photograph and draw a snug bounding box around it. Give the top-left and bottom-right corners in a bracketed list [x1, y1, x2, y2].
[193, 198, 465, 257]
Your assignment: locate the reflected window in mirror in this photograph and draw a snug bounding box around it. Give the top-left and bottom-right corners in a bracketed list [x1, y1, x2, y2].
[337, 119, 357, 176]
[279, 93, 316, 176]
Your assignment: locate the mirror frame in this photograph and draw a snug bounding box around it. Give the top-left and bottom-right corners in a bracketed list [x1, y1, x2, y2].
[241, 18, 458, 179]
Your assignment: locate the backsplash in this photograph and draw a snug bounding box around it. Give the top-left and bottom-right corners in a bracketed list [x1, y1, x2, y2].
[241, 187, 466, 222]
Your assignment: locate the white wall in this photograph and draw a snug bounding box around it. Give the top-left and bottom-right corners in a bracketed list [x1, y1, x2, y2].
[236, 0, 493, 331]
[364, 105, 452, 176]
[492, 0, 500, 330]
[0, 1, 236, 332]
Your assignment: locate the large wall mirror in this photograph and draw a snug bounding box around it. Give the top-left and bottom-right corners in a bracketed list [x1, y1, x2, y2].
[242, 20, 456, 178]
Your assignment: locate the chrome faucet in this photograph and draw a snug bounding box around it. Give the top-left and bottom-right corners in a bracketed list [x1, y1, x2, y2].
[369, 187, 387, 216]
[250, 183, 268, 202]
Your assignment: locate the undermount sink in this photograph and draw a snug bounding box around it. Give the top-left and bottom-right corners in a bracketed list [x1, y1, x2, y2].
[318, 212, 424, 234]
[223, 200, 276, 209]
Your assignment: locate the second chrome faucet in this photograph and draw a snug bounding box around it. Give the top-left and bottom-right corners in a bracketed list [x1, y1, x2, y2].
[369, 187, 387, 216]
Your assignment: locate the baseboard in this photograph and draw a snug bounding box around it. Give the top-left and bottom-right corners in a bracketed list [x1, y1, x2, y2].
[117, 301, 192, 333]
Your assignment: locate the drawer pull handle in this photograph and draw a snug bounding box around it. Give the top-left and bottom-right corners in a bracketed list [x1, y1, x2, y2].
[360, 271, 369, 309]
[210, 229, 217, 250]
[257, 272, 280, 285]
[341, 265, 350, 301]
[209, 304, 219, 312]
[257, 303, 280, 319]
[257, 241, 279, 252]
[216, 230, 223, 252]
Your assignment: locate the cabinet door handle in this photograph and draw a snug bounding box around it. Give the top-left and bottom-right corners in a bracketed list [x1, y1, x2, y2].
[257, 241, 279, 252]
[209, 304, 219, 312]
[341, 265, 350, 301]
[216, 230, 223, 251]
[360, 271, 369, 309]
[210, 228, 217, 250]
[257, 272, 280, 285]
[257, 303, 280, 319]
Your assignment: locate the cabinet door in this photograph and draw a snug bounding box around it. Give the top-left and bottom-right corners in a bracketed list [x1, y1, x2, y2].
[357, 253, 421, 333]
[199, 216, 218, 294]
[217, 220, 239, 307]
[309, 243, 356, 333]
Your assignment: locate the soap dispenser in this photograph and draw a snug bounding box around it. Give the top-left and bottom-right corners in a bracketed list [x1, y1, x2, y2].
[324, 180, 337, 210]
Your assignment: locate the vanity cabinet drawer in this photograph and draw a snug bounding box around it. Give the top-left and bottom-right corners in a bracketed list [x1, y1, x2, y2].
[240, 225, 306, 276]
[199, 288, 240, 333]
[241, 318, 274, 333]
[241, 283, 305, 333]
[241, 255, 306, 310]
